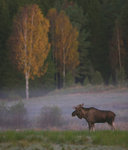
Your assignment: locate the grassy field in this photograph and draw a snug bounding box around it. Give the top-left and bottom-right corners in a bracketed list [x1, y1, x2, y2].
[0, 130, 128, 150]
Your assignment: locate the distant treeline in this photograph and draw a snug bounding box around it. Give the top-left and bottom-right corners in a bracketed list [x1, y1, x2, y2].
[0, 0, 128, 98]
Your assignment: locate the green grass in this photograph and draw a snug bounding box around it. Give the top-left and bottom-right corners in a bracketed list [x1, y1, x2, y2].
[90, 130, 128, 147]
[0, 130, 128, 149]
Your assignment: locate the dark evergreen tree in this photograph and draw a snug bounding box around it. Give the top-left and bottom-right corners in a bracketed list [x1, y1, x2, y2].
[0, 0, 12, 89]
[120, 0, 128, 78]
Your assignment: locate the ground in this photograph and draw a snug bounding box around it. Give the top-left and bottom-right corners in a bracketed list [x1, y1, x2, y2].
[22, 86, 128, 130]
[0, 86, 128, 150]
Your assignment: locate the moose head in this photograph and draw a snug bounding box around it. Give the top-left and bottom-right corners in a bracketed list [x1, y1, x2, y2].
[72, 103, 84, 119]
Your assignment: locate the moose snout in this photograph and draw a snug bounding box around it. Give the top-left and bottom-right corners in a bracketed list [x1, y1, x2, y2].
[72, 111, 76, 117]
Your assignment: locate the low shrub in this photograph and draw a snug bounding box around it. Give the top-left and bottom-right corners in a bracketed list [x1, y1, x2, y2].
[0, 101, 28, 129]
[38, 106, 65, 129]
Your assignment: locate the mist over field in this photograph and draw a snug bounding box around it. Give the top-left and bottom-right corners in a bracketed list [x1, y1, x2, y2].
[0, 86, 128, 131]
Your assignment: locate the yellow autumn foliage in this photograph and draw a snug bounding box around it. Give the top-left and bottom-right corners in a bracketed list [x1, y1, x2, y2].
[9, 4, 50, 80]
[48, 9, 79, 74]
[55, 11, 79, 72]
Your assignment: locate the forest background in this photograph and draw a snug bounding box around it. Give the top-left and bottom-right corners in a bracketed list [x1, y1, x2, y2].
[0, 0, 128, 99]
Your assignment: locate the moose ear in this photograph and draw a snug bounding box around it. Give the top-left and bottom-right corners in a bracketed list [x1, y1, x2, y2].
[80, 103, 84, 107]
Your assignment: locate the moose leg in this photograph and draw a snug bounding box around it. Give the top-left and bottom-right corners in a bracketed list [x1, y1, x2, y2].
[112, 122, 116, 130]
[88, 123, 95, 131]
[88, 123, 92, 131]
[108, 121, 115, 130]
[92, 124, 95, 131]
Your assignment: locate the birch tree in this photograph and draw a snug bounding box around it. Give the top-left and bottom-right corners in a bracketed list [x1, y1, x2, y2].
[55, 11, 79, 87]
[48, 9, 79, 87]
[9, 4, 50, 99]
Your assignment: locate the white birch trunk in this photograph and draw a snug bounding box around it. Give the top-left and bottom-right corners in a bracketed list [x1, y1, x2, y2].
[63, 48, 66, 88]
[24, 15, 29, 100]
[25, 72, 29, 100]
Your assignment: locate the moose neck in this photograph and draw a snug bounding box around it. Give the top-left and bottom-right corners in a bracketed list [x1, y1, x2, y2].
[81, 107, 88, 118]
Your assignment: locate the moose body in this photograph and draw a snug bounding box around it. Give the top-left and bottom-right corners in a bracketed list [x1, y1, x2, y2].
[72, 104, 116, 131]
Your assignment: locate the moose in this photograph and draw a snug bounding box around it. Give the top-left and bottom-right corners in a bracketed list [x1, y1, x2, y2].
[72, 104, 116, 131]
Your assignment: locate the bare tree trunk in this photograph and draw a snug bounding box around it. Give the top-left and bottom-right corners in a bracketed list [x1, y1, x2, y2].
[63, 63, 66, 88]
[25, 72, 29, 100]
[116, 21, 122, 70]
[63, 47, 66, 88]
